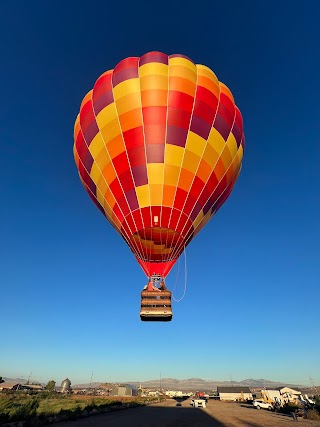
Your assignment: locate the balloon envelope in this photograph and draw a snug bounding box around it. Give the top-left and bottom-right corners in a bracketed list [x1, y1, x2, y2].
[74, 52, 245, 277]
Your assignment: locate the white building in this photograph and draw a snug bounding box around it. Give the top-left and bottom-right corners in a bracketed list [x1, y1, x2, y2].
[165, 390, 183, 397]
[217, 386, 253, 401]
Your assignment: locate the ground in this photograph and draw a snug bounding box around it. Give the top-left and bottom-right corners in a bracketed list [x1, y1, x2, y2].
[56, 398, 320, 427]
[205, 400, 320, 427]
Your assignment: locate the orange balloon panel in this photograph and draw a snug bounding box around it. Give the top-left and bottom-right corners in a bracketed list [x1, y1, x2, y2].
[74, 52, 245, 277]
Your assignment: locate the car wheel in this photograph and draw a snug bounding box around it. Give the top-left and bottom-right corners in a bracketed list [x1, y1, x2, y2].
[268, 406, 272, 411]
[256, 405, 260, 409]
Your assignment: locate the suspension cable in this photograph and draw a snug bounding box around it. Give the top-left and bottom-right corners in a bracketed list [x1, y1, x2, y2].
[172, 254, 180, 294]
[172, 246, 187, 302]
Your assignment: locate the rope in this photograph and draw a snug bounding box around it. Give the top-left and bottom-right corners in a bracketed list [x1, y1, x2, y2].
[172, 254, 180, 294]
[172, 246, 187, 302]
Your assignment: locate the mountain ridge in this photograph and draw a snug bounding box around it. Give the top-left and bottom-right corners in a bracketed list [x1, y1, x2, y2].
[73, 378, 303, 390]
[3, 377, 303, 390]
[128, 377, 302, 390]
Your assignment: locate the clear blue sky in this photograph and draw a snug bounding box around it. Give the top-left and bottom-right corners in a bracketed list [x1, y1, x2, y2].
[1, 1, 319, 387]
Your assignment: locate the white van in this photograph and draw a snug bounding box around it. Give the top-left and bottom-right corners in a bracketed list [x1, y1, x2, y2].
[191, 399, 206, 408]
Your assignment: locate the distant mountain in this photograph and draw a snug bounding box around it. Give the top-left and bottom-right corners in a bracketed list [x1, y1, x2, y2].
[127, 378, 302, 391]
[72, 382, 103, 389]
[2, 377, 27, 384]
[4, 377, 304, 391]
[72, 377, 302, 391]
[239, 379, 284, 387]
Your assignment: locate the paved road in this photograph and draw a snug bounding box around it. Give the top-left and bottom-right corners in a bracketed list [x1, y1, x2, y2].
[57, 399, 224, 427]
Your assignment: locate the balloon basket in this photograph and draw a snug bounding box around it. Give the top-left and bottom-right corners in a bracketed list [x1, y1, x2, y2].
[140, 290, 172, 322]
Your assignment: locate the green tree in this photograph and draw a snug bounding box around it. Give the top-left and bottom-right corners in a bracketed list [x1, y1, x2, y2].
[45, 380, 56, 391]
[0, 377, 4, 384]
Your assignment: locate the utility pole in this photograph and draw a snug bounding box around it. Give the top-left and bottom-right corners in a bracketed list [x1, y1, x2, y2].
[230, 374, 234, 388]
[89, 371, 94, 389]
[160, 371, 162, 391]
[309, 376, 318, 394]
[27, 371, 32, 384]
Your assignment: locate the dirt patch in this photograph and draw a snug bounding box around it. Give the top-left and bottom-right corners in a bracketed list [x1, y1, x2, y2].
[203, 400, 320, 427]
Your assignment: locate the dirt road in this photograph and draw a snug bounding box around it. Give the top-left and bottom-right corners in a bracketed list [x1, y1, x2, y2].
[57, 398, 320, 427]
[205, 400, 320, 427]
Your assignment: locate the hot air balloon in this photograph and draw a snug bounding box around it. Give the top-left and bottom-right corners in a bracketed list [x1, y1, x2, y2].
[74, 51, 245, 321]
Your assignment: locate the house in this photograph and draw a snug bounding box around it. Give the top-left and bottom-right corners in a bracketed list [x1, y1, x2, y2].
[22, 384, 43, 391]
[110, 384, 137, 396]
[0, 382, 22, 391]
[165, 390, 183, 397]
[0, 382, 44, 392]
[217, 386, 253, 401]
[278, 387, 301, 403]
[145, 391, 160, 397]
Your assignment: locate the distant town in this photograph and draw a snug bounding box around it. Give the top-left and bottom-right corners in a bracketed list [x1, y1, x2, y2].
[1, 375, 320, 426]
[1, 376, 319, 404]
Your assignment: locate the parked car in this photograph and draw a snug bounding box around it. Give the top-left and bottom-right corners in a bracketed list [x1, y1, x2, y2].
[191, 399, 206, 408]
[252, 399, 273, 410]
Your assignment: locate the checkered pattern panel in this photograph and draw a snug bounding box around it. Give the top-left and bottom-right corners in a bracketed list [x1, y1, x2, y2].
[74, 52, 245, 276]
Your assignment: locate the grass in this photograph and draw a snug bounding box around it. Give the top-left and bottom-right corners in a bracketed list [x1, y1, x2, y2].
[0, 392, 161, 424]
[38, 398, 86, 414]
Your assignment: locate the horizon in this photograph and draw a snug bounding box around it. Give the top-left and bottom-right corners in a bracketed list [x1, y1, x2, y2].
[2, 374, 315, 388]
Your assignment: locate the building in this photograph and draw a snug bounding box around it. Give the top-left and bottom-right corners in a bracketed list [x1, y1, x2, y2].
[278, 387, 301, 403]
[61, 379, 71, 393]
[0, 383, 43, 392]
[0, 383, 22, 391]
[217, 386, 253, 401]
[165, 390, 184, 397]
[22, 384, 43, 391]
[146, 391, 160, 397]
[110, 384, 137, 396]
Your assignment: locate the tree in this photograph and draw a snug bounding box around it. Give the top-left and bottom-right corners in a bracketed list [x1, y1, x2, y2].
[0, 377, 4, 384]
[45, 380, 56, 391]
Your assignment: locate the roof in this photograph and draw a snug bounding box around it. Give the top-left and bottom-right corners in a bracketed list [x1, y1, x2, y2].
[96, 383, 115, 389]
[0, 382, 19, 389]
[217, 386, 252, 394]
[23, 384, 43, 389]
[278, 387, 301, 394]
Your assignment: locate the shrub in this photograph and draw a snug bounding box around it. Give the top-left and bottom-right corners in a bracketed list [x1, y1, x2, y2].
[307, 409, 320, 420]
[279, 404, 299, 414]
[10, 398, 39, 422]
[0, 394, 152, 424]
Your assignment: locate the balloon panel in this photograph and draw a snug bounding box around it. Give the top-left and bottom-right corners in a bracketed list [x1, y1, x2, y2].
[74, 52, 244, 276]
